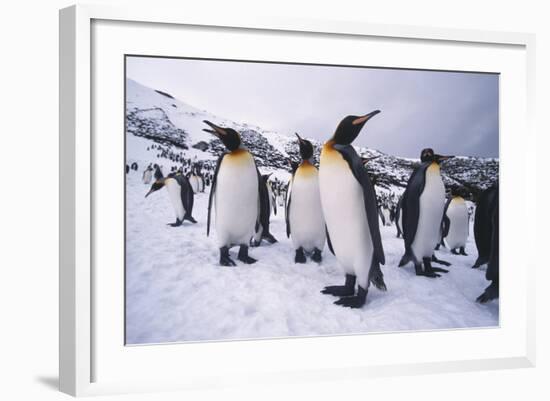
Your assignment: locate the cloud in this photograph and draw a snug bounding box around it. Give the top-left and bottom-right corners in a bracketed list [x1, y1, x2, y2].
[127, 56, 499, 158]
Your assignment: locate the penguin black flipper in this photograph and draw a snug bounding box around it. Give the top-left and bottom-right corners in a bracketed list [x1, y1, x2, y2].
[333, 144, 385, 265]
[326, 226, 335, 255]
[441, 197, 452, 239]
[257, 170, 271, 236]
[207, 153, 227, 236]
[285, 190, 292, 238]
[401, 162, 430, 262]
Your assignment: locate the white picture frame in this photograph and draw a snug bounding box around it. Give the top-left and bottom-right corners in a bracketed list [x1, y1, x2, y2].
[59, 4, 536, 397]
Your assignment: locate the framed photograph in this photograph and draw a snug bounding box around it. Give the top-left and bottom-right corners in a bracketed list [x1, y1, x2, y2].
[59, 4, 536, 397]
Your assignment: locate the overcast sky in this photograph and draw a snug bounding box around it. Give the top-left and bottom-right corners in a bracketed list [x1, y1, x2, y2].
[126, 56, 499, 158]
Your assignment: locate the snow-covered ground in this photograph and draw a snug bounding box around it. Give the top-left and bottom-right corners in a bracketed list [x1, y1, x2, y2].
[125, 163, 498, 345]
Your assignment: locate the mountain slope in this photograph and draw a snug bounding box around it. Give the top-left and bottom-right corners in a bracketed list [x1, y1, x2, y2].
[126, 78, 498, 199]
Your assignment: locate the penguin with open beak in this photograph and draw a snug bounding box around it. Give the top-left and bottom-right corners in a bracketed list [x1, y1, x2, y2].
[203, 120, 260, 266]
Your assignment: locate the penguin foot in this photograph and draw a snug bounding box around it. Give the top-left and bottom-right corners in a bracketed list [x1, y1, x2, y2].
[167, 219, 183, 227]
[184, 215, 198, 224]
[311, 248, 322, 263]
[370, 275, 387, 291]
[321, 274, 356, 296]
[472, 257, 487, 268]
[322, 285, 354, 296]
[220, 255, 236, 266]
[249, 240, 261, 247]
[451, 249, 459, 255]
[431, 254, 451, 266]
[418, 259, 448, 278]
[334, 286, 367, 308]
[294, 248, 306, 264]
[263, 233, 278, 244]
[238, 245, 257, 264]
[238, 255, 257, 264]
[219, 247, 236, 266]
[459, 247, 468, 256]
[476, 281, 499, 303]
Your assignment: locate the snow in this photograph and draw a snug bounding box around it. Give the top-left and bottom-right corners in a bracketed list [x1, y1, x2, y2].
[125, 162, 498, 345]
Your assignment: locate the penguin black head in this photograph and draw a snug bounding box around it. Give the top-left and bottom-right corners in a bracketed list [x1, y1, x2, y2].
[295, 133, 314, 160]
[145, 179, 165, 198]
[203, 120, 241, 151]
[332, 110, 381, 145]
[420, 148, 454, 164]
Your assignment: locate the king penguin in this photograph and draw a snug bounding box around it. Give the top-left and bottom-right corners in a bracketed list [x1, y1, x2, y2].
[251, 173, 278, 246]
[145, 172, 197, 226]
[398, 148, 454, 277]
[441, 187, 469, 255]
[475, 184, 499, 302]
[394, 196, 403, 238]
[142, 165, 153, 185]
[286, 133, 326, 263]
[203, 120, 259, 266]
[319, 111, 386, 308]
[189, 166, 201, 194]
[472, 184, 499, 269]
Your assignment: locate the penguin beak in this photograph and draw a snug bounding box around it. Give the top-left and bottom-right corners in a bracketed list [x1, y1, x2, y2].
[203, 120, 227, 137]
[352, 110, 381, 126]
[361, 155, 381, 165]
[145, 189, 154, 198]
[295, 132, 305, 143]
[436, 154, 454, 162]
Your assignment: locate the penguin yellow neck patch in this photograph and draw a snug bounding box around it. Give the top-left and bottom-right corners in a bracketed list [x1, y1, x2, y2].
[321, 140, 342, 164]
[296, 160, 317, 178]
[428, 162, 440, 174]
[224, 148, 252, 165]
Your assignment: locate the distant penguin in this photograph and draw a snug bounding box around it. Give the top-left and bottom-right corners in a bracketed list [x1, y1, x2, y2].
[394, 197, 403, 238]
[475, 185, 499, 303]
[379, 206, 391, 227]
[145, 173, 197, 226]
[267, 178, 277, 216]
[441, 188, 469, 255]
[125, 164, 129, 174]
[154, 165, 163, 181]
[203, 120, 259, 266]
[398, 148, 454, 278]
[131, 162, 138, 171]
[251, 173, 279, 246]
[319, 111, 386, 308]
[286, 134, 326, 263]
[142, 165, 153, 184]
[189, 167, 200, 194]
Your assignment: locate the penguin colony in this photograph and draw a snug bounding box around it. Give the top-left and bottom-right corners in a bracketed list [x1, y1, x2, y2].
[132, 113, 499, 308]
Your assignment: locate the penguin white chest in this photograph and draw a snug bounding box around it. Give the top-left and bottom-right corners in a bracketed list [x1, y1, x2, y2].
[189, 176, 199, 194]
[411, 163, 445, 259]
[445, 198, 469, 249]
[319, 146, 373, 274]
[215, 150, 259, 246]
[164, 178, 185, 220]
[289, 164, 326, 251]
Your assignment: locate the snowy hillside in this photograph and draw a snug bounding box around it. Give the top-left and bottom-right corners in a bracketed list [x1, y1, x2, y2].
[125, 78, 499, 345]
[126, 78, 498, 199]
